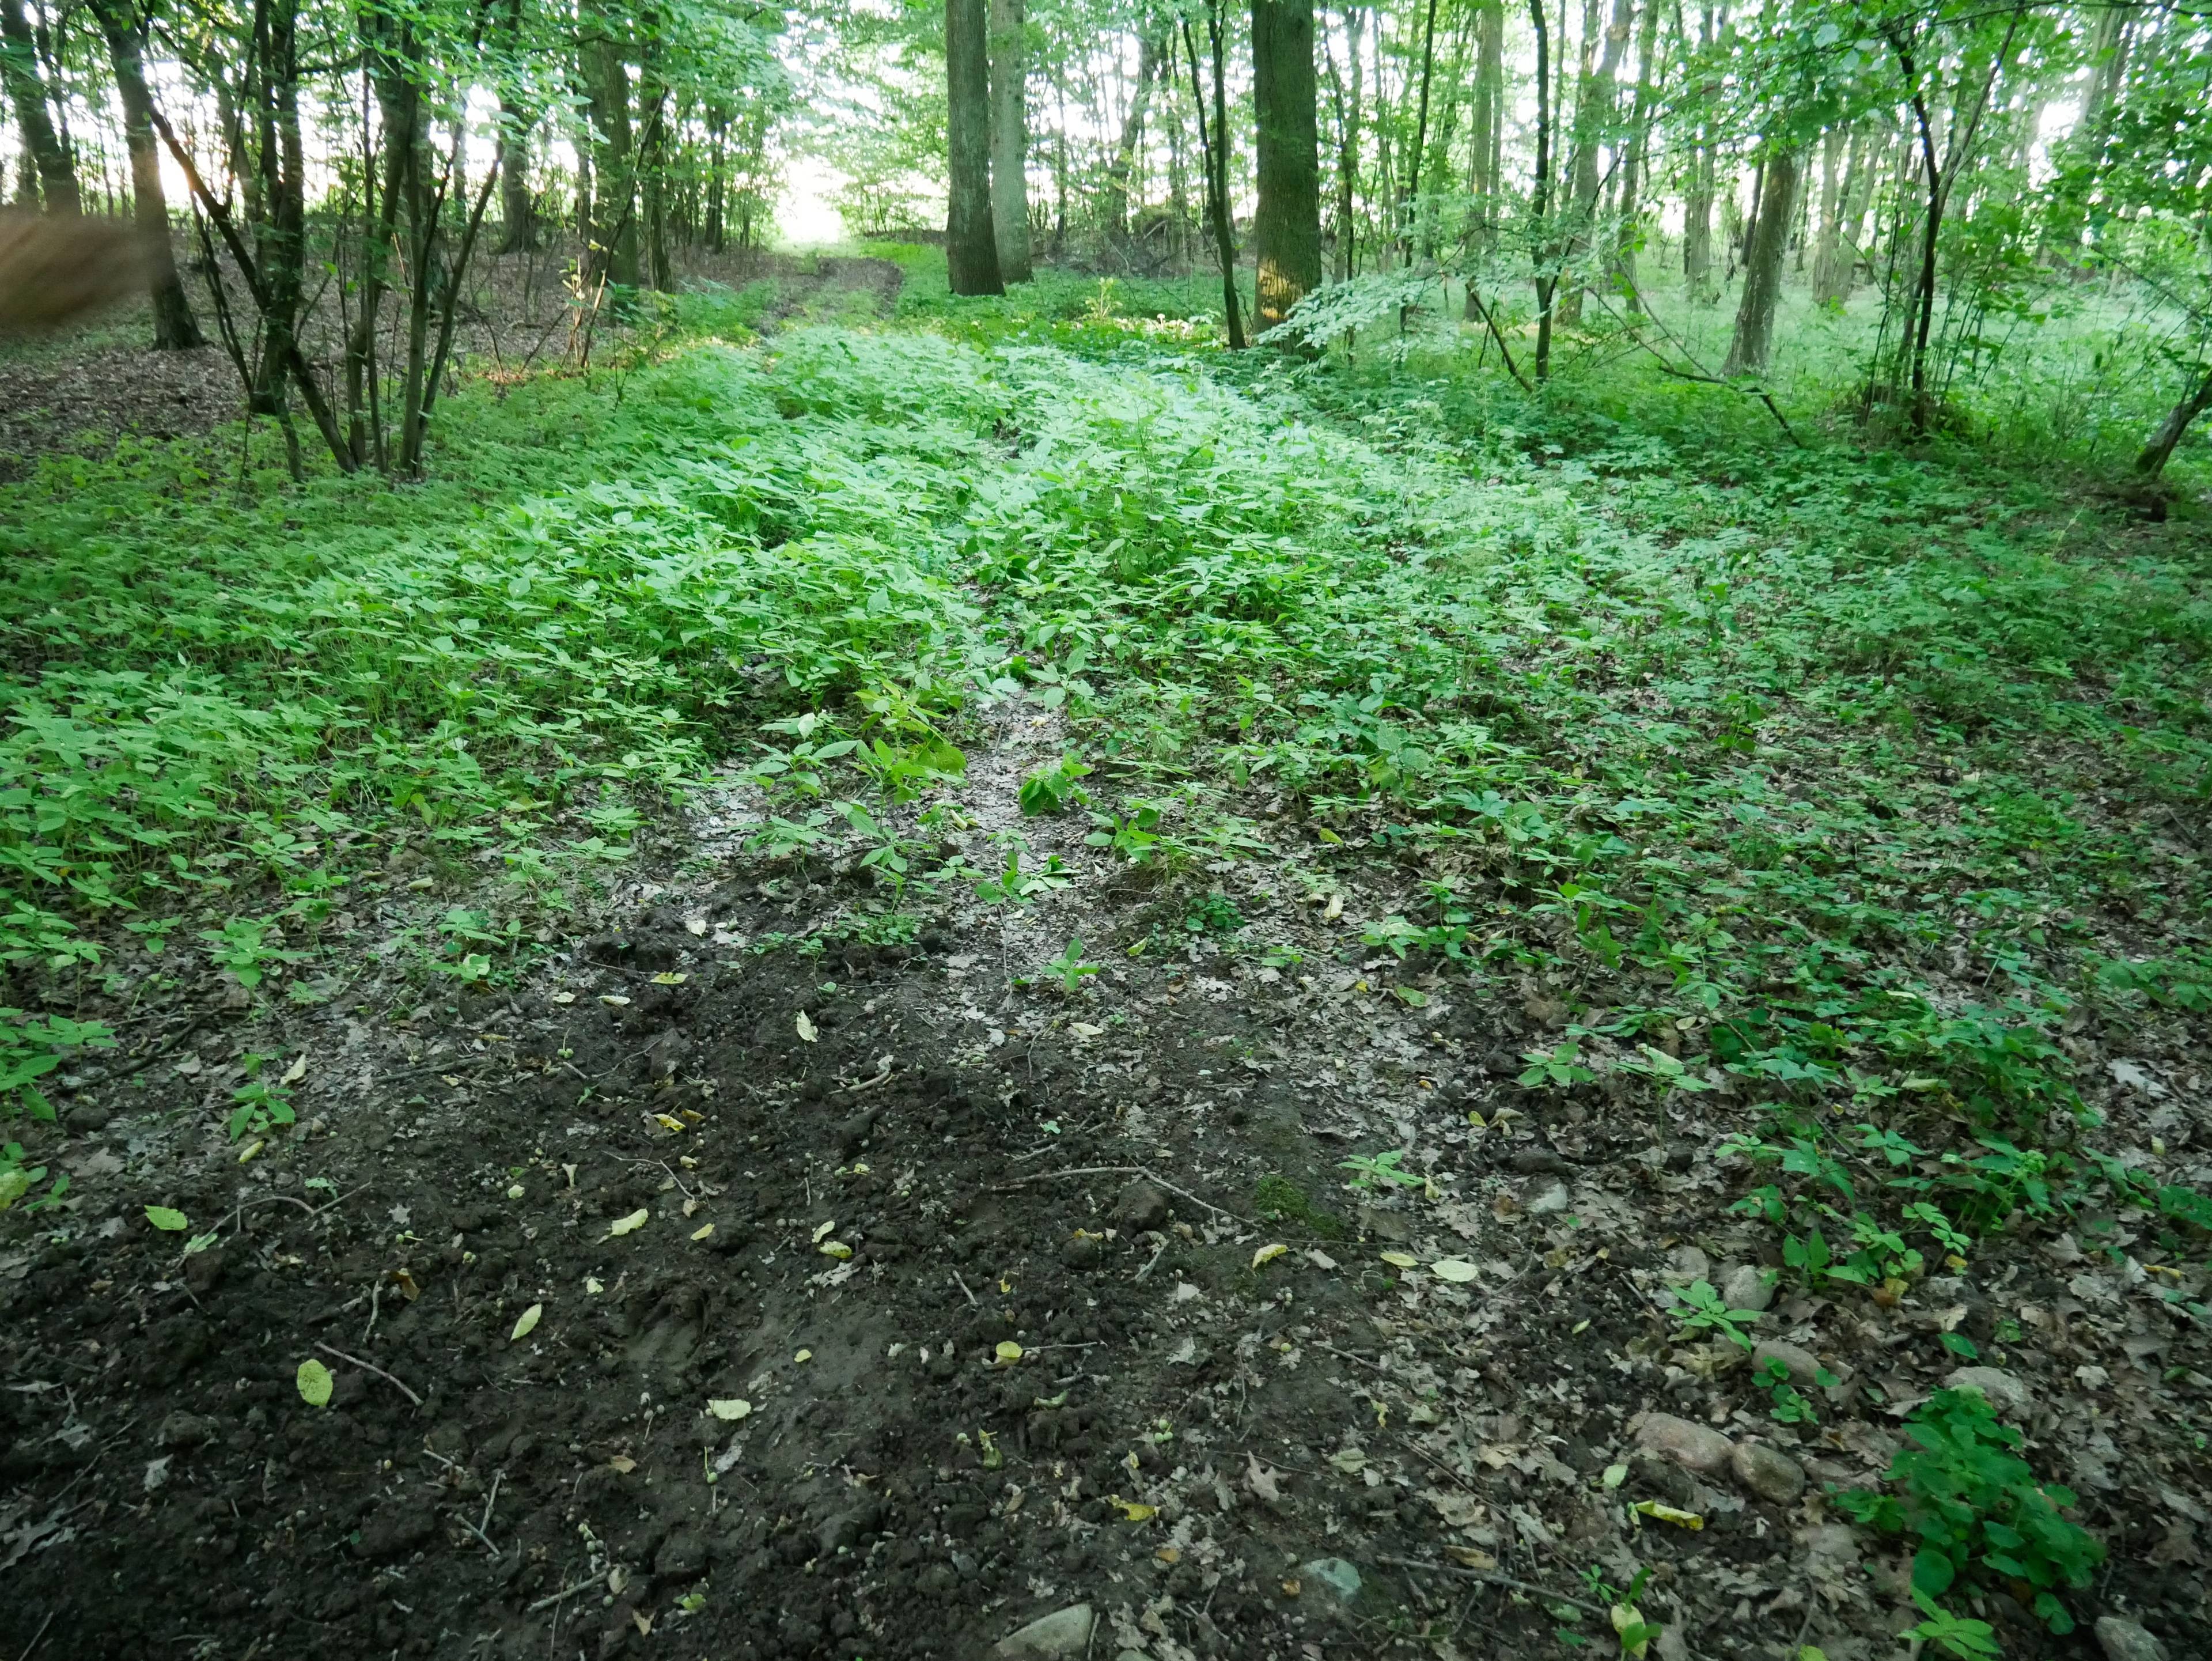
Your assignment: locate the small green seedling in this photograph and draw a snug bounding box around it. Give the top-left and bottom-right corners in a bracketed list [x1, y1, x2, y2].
[1046, 937, 1099, 993]
[1671, 1278, 1764, 1350]
[1018, 755, 1093, 816]
[1340, 1149, 1424, 1191]
[1518, 1041, 1596, 1088]
[0, 1141, 66, 1212]
[1757, 1356, 1840, 1424]
[226, 1052, 297, 1142]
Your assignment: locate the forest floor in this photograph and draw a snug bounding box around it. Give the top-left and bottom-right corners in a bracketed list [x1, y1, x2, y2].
[0, 253, 2207, 1661]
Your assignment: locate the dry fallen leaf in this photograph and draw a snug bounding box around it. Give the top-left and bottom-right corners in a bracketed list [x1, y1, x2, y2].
[1245, 1452, 1282, 1502]
[1444, 1545, 1498, 1569]
[812, 1219, 836, 1243]
[608, 1209, 649, 1237]
[707, 1399, 752, 1421]
[650, 972, 687, 986]
[510, 1303, 543, 1342]
[1252, 1243, 1288, 1270]
[389, 1268, 421, 1301]
[607, 1454, 637, 1474]
[654, 1113, 685, 1132]
[1633, 1499, 1703, 1530]
[819, 1240, 853, 1260]
[691, 1224, 715, 1242]
[1108, 1496, 1157, 1522]
[795, 1011, 817, 1043]
[993, 1341, 1023, 1367]
[1379, 1251, 1419, 1270]
[279, 1054, 308, 1085]
[1431, 1258, 1480, 1283]
[599, 994, 631, 1007]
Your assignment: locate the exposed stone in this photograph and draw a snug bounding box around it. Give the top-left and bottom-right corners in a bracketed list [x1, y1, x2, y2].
[1298, 1557, 1363, 1606]
[353, 1499, 435, 1560]
[1060, 1234, 1103, 1270]
[1111, 1181, 1170, 1234]
[1720, 1262, 1775, 1313]
[1665, 1244, 1710, 1284]
[1729, 1441, 1806, 1504]
[1752, 1340, 1821, 1385]
[1944, 1366, 2032, 1418]
[155, 1410, 215, 1450]
[1635, 1413, 1734, 1478]
[654, 1530, 707, 1580]
[988, 1603, 1095, 1660]
[1525, 1180, 1571, 1217]
[2093, 1616, 2170, 1661]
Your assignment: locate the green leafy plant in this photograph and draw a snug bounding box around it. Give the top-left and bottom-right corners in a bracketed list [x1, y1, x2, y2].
[1340, 1149, 1424, 1191]
[1046, 937, 1099, 993]
[1756, 1356, 1839, 1425]
[1086, 803, 1163, 864]
[1832, 1387, 2103, 1634]
[198, 917, 306, 992]
[0, 1141, 66, 1212]
[1183, 891, 1244, 934]
[0, 1010, 115, 1121]
[226, 1053, 298, 1143]
[1518, 1041, 1597, 1089]
[1669, 1279, 1763, 1350]
[1018, 755, 1094, 816]
[971, 835, 1070, 906]
[1902, 1589, 2001, 1660]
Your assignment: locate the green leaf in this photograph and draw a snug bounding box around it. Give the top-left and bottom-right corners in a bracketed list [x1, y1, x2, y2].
[145, 1205, 190, 1232]
[296, 1358, 334, 1407]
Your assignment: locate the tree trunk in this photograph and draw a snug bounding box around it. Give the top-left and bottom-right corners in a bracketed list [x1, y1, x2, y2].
[1466, 0, 1501, 231]
[1721, 143, 1797, 376]
[579, 0, 638, 292]
[1609, 0, 1657, 312]
[2135, 364, 2212, 480]
[1251, 0, 1321, 334]
[1528, 0, 1554, 379]
[0, 0, 77, 214]
[89, 0, 201, 346]
[638, 16, 671, 292]
[1556, 0, 1629, 326]
[493, 0, 535, 252]
[1808, 124, 1844, 304]
[1400, 0, 1437, 259]
[1830, 123, 1874, 304]
[987, 0, 1032, 281]
[945, 0, 1002, 294]
[1100, 29, 1161, 249]
[1322, 6, 1358, 282]
[1182, 5, 1243, 346]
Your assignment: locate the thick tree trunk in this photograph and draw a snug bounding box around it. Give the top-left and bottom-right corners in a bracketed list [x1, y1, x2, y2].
[0, 0, 77, 214]
[579, 0, 638, 292]
[1251, 0, 1321, 334]
[2135, 365, 2212, 480]
[1808, 124, 1843, 304]
[1721, 144, 1797, 376]
[987, 0, 1031, 281]
[494, 0, 536, 252]
[89, 0, 201, 347]
[945, 0, 1002, 294]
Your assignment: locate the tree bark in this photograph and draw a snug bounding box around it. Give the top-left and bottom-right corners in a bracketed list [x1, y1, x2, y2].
[1323, 5, 1360, 282]
[1400, 0, 1438, 259]
[1528, 0, 1554, 379]
[1721, 143, 1797, 376]
[2135, 364, 2212, 480]
[1183, 5, 1243, 346]
[1556, 0, 1629, 326]
[495, 0, 536, 253]
[945, 0, 1002, 294]
[0, 0, 77, 214]
[638, 14, 671, 292]
[1100, 29, 1161, 251]
[1808, 124, 1843, 304]
[1251, 0, 1321, 334]
[579, 0, 638, 292]
[1610, 0, 1658, 312]
[89, 0, 201, 346]
[987, 0, 1031, 281]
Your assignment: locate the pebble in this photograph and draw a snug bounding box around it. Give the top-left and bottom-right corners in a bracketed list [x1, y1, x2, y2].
[1751, 1340, 1820, 1385]
[1729, 1441, 1806, 1504]
[1943, 1366, 2032, 1418]
[1635, 1413, 1734, 1478]
[988, 1603, 1094, 1660]
[1060, 1235, 1102, 1270]
[1111, 1181, 1170, 1234]
[1720, 1263, 1775, 1313]
[1525, 1180, 1571, 1217]
[1298, 1557, 1363, 1606]
[1666, 1244, 1710, 1284]
[2094, 1615, 2171, 1661]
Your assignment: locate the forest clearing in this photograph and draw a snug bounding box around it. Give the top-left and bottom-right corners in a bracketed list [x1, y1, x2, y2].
[0, 3, 2209, 1661]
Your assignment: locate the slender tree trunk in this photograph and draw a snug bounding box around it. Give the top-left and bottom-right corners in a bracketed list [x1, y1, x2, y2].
[1321, 9, 1354, 281]
[1400, 0, 1437, 259]
[89, 0, 201, 346]
[1340, 4, 1362, 277]
[1252, 0, 1321, 334]
[1830, 123, 1874, 305]
[1556, 0, 1628, 326]
[491, 0, 535, 252]
[945, 0, 1003, 294]
[987, 0, 1032, 281]
[638, 16, 671, 292]
[0, 0, 77, 214]
[1721, 143, 1797, 375]
[1101, 30, 1161, 249]
[1528, 0, 1554, 379]
[1809, 124, 1843, 304]
[1466, 0, 1500, 211]
[579, 0, 638, 292]
[1611, 0, 1657, 312]
[2135, 364, 2212, 480]
[1182, 6, 1243, 346]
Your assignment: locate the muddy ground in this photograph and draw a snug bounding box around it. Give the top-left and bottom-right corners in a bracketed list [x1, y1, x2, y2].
[2, 278, 2207, 1661]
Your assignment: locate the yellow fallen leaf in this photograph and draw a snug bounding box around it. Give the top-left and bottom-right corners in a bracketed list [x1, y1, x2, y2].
[812, 1219, 836, 1243]
[607, 1454, 636, 1473]
[707, 1399, 752, 1421]
[1252, 1243, 1289, 1270]
[1633, 1500, 1703, 1530]
[1612, 1605, 1651, 1659]
[651, 972, 688, 985]
[1431, 1258, 1480, 1283]
[1379, 1251, 1418, 1269]
[793, 1349, 812, 1364]
[994, 1341, 1023, 1367]
[510, 1303, 543, 1342]
[796, 1012, 817, 1043]
[654, 1113, 685, 1132]
[631, 1610, 653, 1637]
[819, 1240, 853, 1260]
[551, 991, 576, 1005]
[279, 1054, 308, 1085]
[1108, 1496, 1157, 1522]
[1070, 1021, 1103, 1038]
[608, 1209, 649, 1237]
[389, 1268, 421, 1301]
[599, 994, 631, 1007]
[1444, 1545, 1498, 1569]
[691, 1224, 715, 1242]
[237, 1138, 264, 1164]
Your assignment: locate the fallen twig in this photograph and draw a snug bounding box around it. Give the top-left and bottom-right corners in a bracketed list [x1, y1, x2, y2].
[950, 1270, 979, 1307]
[1374, 1556, 1608, 1617]
[15, 1609, 54, 1661]
[314, 1342, 423, 1409]
[993, 1165, 1252, 1226]
[1313, 1341, 1389, 1374]
[526, 1575, 604, 1614]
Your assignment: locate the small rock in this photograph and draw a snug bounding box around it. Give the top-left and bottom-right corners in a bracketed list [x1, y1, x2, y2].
[1508, 1148, 1570, 1176]
[988, 1602, 1094, 1659]
[654, 1530, 706, 1580]
[66, 1103, 110, 1133]
[156, 1410, 215, 1450]
[1060, 1234, 1102, 1270]
[182, 1247, 227, 1297]
[1111, 1181, 1170, 1234]
[2094, 1615, 2171, 1661]
[1665, 1244, 1710, 1284]
[354, 1499, 435, 1561]
[1635, 1413, 1734, 1478]
[1525, 1180, 1571, 1217]
[833, 1107, 882, 1157]
[1729, 1441, 1806, 1504]
[1720, 1263, 1774, 1313]
[1751, 1340, 1821, 1385]
[1944, 1366, 2031, 1418]
[1297, 1557, 1363, 1606]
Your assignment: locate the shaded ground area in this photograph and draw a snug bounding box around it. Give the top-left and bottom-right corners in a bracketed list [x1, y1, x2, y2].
[1, 261, 2205, 1661]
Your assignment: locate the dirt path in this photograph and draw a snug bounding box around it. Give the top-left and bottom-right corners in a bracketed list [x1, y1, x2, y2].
[0, 274, 2199, 1661]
